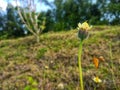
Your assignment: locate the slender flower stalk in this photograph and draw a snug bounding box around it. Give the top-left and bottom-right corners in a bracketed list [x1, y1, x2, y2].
[77, 21, 91, 90]
[78, 41, 84, 90]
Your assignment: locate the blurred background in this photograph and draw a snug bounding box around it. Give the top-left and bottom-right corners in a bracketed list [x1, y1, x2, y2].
[0, 0, 120, 39]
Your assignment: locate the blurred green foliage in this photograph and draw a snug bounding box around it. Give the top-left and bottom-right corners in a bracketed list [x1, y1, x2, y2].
[0, 0, 120, 39]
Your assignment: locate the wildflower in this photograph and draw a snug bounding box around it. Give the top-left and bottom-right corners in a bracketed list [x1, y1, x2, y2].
[93, 57, 99, 68]
[77, 21, 91, 41]
[77, 22, 91, 31]
[77, 21, 92, 90]
[93, 76, 102, 83]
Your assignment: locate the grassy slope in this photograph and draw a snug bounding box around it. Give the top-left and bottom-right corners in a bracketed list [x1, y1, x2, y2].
[0, 26, 120, 90]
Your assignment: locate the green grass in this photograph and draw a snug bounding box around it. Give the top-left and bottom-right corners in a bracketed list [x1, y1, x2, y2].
[0, 26, 120, 90]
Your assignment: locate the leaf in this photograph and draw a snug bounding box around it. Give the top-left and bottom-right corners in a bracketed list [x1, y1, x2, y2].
[32, 81, 38, 86]
[24, 85, 31, 90]
[99, 56, 105, 61]
[28, 76, 34, 83]
[31, 88, 38, 90]
[93, 57, 99, 68]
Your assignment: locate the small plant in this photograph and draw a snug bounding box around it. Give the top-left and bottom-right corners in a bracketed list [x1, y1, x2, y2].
[36, 48, 47, 59]
[16, 0, 46, 43]
[77, 21, 91, 90]
[24, 76, 38, 90]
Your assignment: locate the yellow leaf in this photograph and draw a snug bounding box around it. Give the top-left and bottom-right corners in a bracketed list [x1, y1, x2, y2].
[93, 57, 99, 68]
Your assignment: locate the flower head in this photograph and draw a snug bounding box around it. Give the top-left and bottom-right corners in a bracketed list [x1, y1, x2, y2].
[77, 21, 91, 41]
[77, 21, 91, 31]
[93, 76, 102, 83]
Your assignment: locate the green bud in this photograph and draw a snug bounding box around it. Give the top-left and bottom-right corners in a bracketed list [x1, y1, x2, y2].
[78, 29, 89, 41]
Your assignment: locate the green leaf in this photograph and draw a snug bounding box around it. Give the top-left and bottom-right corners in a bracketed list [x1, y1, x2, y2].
[32, 81, 38, 86]
[24, 85, 31, 90]
[31, 88, 38, 90]
[28, 77, 34, 83]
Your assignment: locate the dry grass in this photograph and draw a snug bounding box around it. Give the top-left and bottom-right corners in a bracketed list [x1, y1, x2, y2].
[0, 26, 120, 90]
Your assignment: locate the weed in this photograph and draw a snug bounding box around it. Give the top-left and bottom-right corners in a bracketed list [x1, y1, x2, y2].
[36, 48, 47, 59]
[24, 76, 38, 90]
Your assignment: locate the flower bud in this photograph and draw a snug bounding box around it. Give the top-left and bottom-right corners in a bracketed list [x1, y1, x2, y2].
[78, 29, 89, 41]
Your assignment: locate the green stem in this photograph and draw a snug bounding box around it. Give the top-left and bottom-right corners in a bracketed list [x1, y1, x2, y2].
[78, 41, 84, 90]
[94, 87, 96, 90]
[109, 42, 117, 90]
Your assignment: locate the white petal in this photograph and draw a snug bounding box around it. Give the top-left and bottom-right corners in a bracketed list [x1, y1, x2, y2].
[78, 23, 82, 27]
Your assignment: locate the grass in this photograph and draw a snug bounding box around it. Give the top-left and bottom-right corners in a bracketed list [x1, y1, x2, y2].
[0, 26, 120, 90]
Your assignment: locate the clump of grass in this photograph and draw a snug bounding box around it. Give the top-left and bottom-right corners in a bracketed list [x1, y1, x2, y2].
[36, 48, 47, 59]
[24, 76, 38, 90]
[109, 41, 118, 90]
